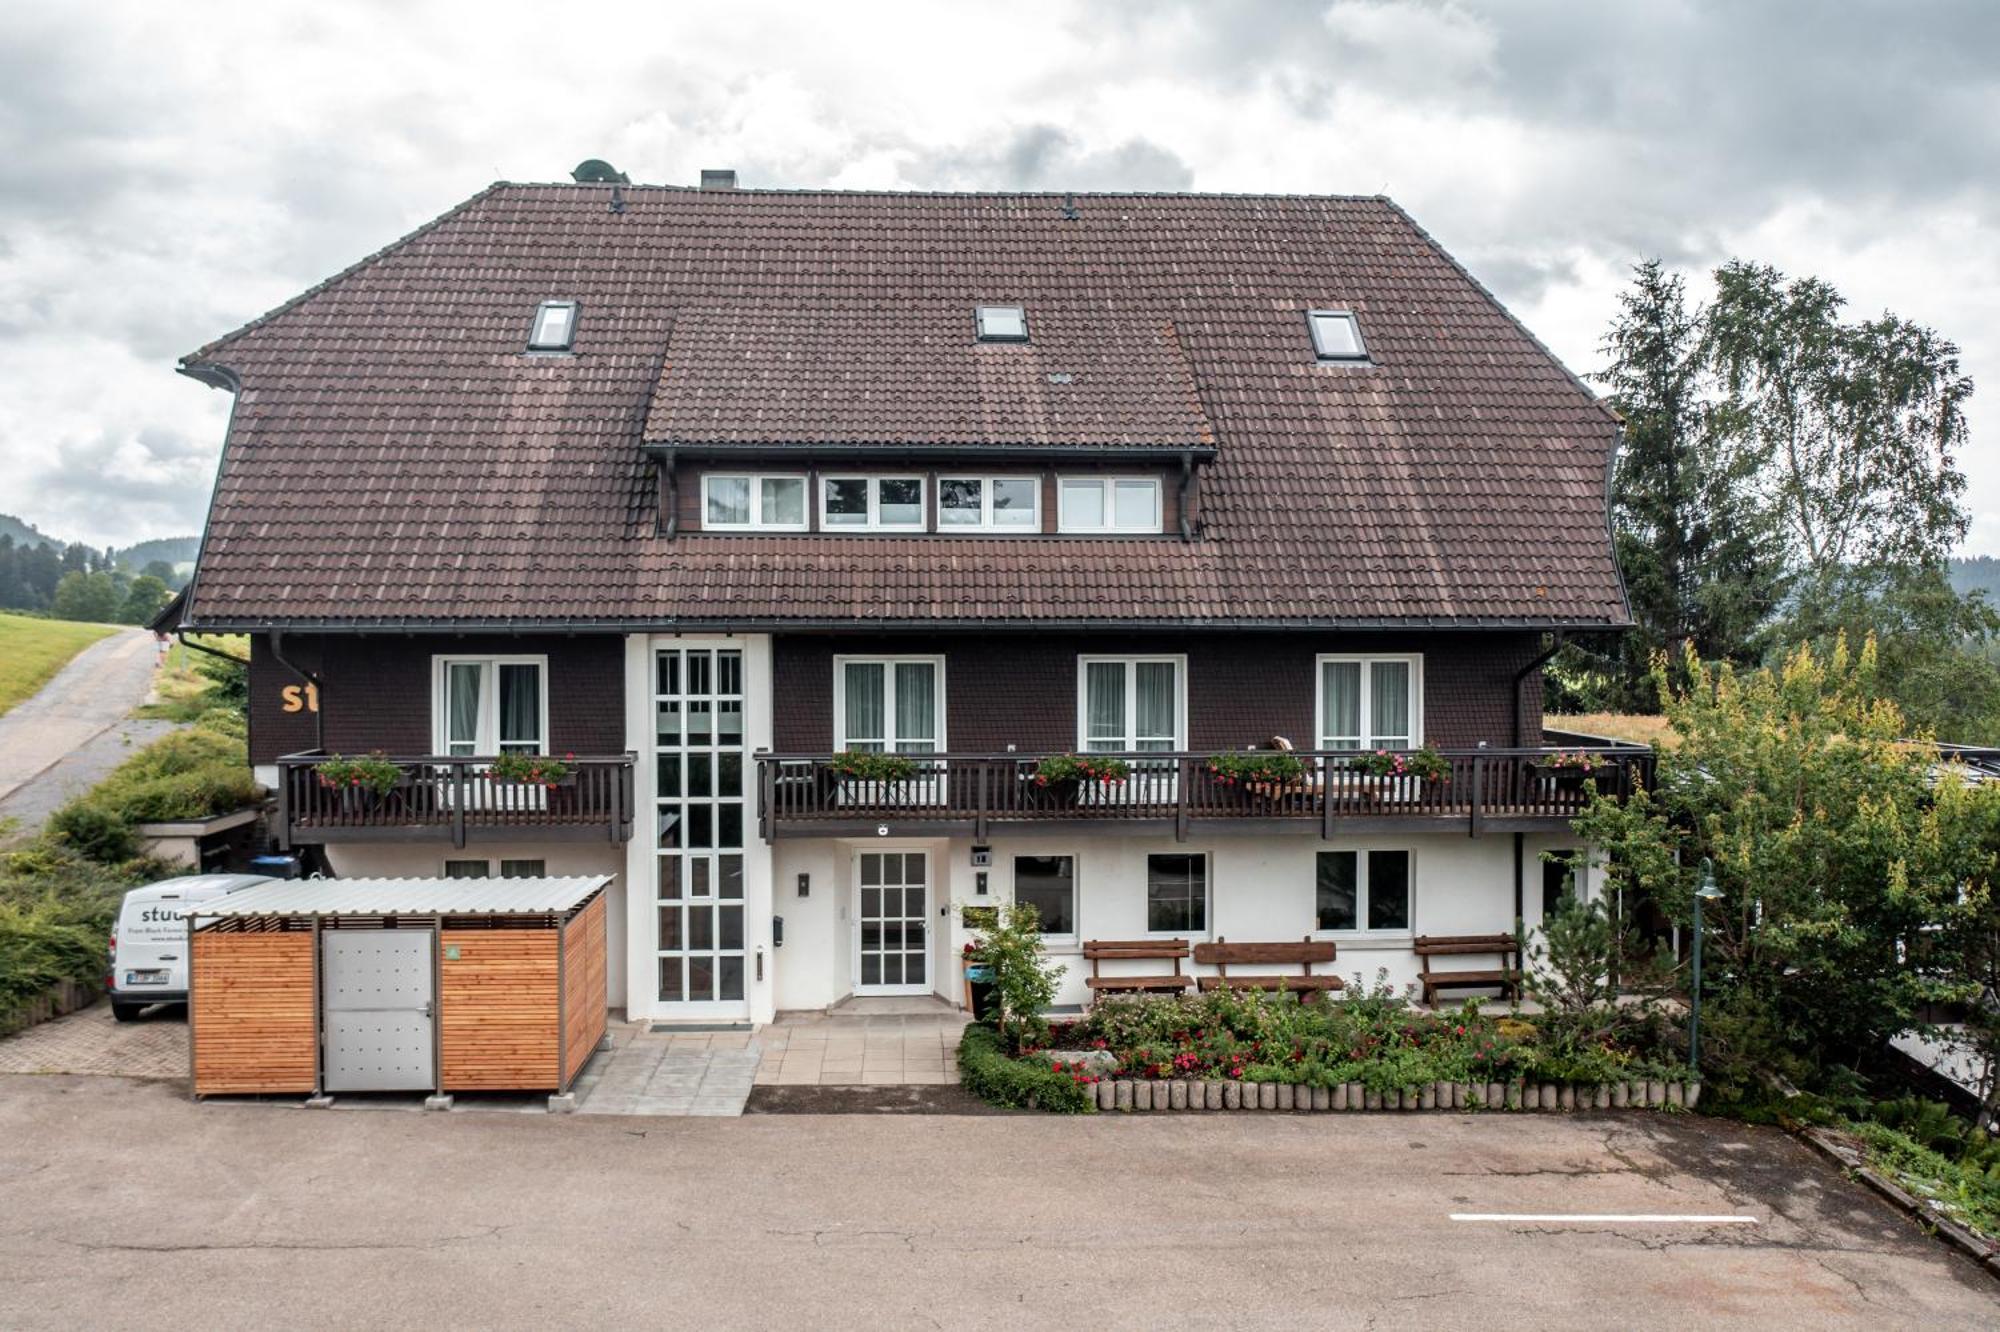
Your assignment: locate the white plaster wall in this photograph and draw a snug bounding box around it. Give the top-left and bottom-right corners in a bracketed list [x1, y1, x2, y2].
[768, 831, 1576, 1010]
[320, 840, 628, 1009]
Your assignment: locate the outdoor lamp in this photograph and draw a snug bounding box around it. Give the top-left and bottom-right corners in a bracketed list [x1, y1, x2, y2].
[1690, 859, 1724, 1070]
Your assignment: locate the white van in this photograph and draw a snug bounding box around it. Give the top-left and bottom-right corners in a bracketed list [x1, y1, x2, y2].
[108, 874, 272, 1021]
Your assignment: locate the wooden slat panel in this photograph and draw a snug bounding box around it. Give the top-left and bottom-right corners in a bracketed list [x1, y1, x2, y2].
[439, 929, 560, 1091]
[192, 931, 316, 1095]
[1193, 941, 1337, 965]
[561, 895, 607, 1085]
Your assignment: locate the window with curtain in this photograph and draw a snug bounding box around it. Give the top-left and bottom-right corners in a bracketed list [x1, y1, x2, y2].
[837, 658, 943, 753]
[1317, 655, 1419, 750]
[1079, 657, 1182, 752]
[436, 657, 545, 757]
[1057, 477, 1162, 533]
[1315, 849, 1412, 932]
[701, 474, 806, 530]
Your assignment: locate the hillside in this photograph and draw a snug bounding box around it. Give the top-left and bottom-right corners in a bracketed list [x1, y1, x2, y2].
[0, 513, 58, 550]
[110, 535, 200, 572]
[1949, 556, 2000, 603]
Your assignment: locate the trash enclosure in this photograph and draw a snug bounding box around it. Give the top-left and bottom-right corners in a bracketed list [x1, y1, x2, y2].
[189, 876, 610, 1098]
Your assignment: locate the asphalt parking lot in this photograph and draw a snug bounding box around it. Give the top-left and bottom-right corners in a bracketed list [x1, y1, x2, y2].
[0, 1074, 1994, 1329]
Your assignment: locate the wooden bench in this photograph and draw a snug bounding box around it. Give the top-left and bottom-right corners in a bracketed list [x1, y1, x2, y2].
[1192, 937, 1343, 998]
[1414, 934, 1522, 1005]
[1083, 939, 1193, 998]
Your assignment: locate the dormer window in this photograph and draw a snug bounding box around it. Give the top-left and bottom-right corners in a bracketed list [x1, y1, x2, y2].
[975, 304, 1029, 342]
[1307, 309, 1367, 362]
[528, 300, 579, 352]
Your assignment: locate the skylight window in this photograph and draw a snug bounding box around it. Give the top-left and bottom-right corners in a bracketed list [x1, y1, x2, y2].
[1307, 309, 1367, 362]
[975, 304, 1029, 342]
[528, 300, 579, 352]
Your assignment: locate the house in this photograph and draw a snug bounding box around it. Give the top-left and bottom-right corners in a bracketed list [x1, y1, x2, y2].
[169, 171, 1641, 1025]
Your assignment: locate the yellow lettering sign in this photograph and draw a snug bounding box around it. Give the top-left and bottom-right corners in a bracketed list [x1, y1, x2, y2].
[280, 683, 321, 713]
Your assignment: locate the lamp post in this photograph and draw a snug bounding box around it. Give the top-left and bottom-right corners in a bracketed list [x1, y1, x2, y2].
[1690, 858, 1723, 1071]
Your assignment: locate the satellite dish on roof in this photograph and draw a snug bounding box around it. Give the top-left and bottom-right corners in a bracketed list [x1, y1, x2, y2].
[571, 159, 630, 184]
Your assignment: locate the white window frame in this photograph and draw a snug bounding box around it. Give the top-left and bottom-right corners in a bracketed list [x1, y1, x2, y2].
[700, 473, 808, 532]
[819, 475, 928, 532]
[832, 655, 948, 753]
[527, 300, 579, 352]
[1144, 851, 1209, 939]
[1010, 853, 1079, 947]
[431, 655, 550, 757]
[1312, 847, 1415, 938]
[1056, 476, 1162, 534]
[1075, 655, 1187, 752]
[1306, 308, 1368, 362]
[1314, 653, 1424, 751]
[975, 304, 1029, 342]
[937, 476, 1042, 532]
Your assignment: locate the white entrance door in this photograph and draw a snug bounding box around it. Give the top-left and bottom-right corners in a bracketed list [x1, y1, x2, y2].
[854, 851, 931, 996]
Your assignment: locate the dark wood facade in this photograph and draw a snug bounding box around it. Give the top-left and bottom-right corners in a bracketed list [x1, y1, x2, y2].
[250, 629, 1545, 765]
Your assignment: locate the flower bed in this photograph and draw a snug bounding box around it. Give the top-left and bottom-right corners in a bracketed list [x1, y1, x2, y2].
[958, 980, 1696, 1114]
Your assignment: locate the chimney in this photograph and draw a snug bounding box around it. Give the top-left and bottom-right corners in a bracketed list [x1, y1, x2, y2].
[699, 168, 737, 191]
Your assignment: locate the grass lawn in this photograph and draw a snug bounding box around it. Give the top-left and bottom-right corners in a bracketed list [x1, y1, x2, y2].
[0, 613, 118, 718]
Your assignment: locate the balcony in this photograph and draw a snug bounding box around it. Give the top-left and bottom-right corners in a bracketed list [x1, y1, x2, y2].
[276, 752, 636, 849]
[755, 748, 1652, 841]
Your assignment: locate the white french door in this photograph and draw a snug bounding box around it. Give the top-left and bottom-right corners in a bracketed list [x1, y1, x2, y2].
[854, 851, 932, 996]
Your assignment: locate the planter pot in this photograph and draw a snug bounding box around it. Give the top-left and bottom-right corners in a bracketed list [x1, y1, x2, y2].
[1033, 776, 1083, 808]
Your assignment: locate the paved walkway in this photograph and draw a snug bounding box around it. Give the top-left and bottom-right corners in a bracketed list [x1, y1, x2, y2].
[0, 1000, 187, 1078]
[0, 627, 178, 836]
[570, 998, 970, 1115]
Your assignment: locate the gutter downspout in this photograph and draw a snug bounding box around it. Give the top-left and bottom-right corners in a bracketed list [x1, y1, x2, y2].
[269, 628, 325, 751]
[1511, 634, 1564, 748]
[661, 447, 679, 539]
[1177, 453, 1195, 541]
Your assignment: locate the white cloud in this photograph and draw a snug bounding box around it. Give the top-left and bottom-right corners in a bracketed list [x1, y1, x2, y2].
[1, 0, 1997, 550]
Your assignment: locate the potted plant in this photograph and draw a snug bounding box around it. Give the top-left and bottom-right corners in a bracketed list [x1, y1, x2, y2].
[1332, 746, 1452, 803]
[1205, 750, 1308, 803]
[313, 752, 405, 813]
[1028, 753, 1131, 807]
[824, 749, 921, 803]
[1529, 750, 1605, 794]
[487, 751, 577, 789]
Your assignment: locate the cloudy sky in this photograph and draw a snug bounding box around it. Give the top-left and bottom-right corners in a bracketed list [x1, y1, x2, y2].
[5, 0, 1999, 551]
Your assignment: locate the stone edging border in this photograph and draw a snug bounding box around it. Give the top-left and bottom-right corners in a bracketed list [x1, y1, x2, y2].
[1092, 1077, 1700, 1113]
[1798, 1125, 2000, 1282]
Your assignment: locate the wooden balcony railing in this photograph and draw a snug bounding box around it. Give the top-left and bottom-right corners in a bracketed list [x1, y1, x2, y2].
[276, 752, 636, 849]
[755, 748, 1653, 841]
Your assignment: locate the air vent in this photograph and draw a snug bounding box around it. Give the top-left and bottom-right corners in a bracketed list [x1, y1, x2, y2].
[700, 169, 737, 191]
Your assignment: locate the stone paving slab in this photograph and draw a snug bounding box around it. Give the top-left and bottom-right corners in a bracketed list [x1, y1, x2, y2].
[0, 1001, 188, 1079]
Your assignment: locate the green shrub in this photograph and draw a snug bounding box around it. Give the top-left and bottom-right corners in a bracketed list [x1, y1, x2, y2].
[964, 901, 1064, 1054]
[81, 725, 259, 824]
[957, 1023, 1095, 1113]
[47, 804, 137, 863]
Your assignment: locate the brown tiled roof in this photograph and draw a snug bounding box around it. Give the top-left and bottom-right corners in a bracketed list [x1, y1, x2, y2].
[180, 185, 1628, 629]
[646, 305, 1214, 450]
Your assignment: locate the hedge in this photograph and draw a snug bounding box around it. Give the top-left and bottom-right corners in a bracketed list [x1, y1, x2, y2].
[956, 1023, 1096, 1114]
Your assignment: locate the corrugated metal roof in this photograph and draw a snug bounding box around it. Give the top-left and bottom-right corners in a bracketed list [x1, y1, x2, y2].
[191, 876, 610, 918]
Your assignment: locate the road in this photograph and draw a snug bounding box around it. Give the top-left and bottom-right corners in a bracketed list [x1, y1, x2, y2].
[0, 629, 176, 833]
[0, 1075, 1992, 1329]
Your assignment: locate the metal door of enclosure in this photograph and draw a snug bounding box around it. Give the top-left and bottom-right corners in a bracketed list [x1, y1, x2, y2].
[321, 929, 436, 1092]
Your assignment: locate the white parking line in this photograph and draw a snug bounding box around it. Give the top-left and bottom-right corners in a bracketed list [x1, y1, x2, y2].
[1450, 1213, 1759, 1224]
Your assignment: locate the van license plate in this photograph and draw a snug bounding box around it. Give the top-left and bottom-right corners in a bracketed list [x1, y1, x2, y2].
[125, 970, 168, 986]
